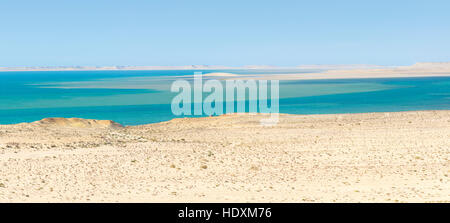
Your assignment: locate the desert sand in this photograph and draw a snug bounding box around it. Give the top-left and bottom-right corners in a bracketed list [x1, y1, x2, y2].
[0, 111, 449, 202]
[229, 62, 450, 81]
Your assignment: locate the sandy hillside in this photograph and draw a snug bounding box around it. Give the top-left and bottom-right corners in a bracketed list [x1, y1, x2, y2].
[0, 111, 449, 202]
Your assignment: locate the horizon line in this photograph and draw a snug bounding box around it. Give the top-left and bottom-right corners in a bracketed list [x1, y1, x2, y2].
[3, 62, 450, 72]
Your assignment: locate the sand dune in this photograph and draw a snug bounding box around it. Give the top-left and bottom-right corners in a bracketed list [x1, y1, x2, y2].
[228, 62, 450, 80]
[0, 111, 449, 202]
[31, 118, 123, 128]
[202, 72, 239, 77]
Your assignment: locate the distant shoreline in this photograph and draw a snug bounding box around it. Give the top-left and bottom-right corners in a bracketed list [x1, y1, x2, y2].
[0, 65, 297, 72]
[1, 63, 450, 81]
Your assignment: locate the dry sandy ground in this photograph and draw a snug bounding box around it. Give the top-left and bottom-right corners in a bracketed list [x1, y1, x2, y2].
[228, 63, 450, 81]
[0, 111, 449, 202]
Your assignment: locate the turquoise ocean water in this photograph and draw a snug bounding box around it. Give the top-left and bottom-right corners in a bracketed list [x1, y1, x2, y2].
[0, 70, 449, 125]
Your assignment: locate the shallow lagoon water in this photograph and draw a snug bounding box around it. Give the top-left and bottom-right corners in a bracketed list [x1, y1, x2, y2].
[0, 70, 449, 125]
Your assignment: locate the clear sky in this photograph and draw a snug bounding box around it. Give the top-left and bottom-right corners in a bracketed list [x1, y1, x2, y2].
[1, 0, 449, 67]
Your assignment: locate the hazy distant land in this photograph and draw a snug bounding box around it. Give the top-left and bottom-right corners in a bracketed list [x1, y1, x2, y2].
[0, 65, 281, 72]
[2, 62, 450, 81]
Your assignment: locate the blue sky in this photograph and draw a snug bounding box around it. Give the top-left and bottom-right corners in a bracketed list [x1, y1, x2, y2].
[1, 0, 449, 67]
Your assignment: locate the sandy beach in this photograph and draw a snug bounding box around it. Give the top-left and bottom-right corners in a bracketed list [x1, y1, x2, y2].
[2, 63, 450, 81]
[0, 111, 448, 202]
[226, 62, 450, 81]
